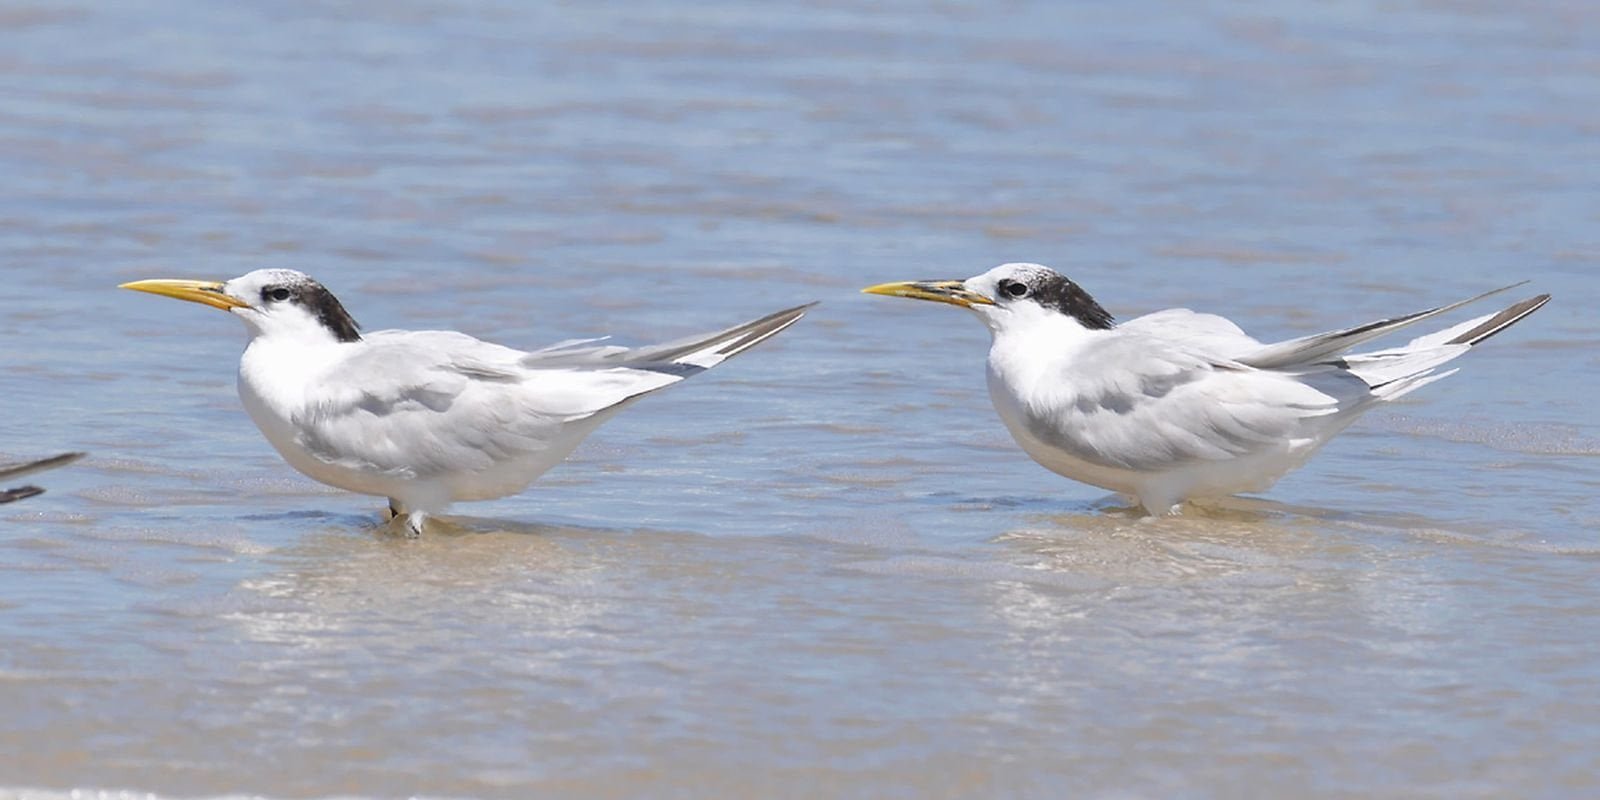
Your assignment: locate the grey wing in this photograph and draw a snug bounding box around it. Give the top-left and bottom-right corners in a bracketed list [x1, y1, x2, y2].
[290, 305, 814, 478]
[505, 303, 812, 415]
[1119, 308, 1262, 359]
[291, 332, 623, 478]
[1034, 336, 1348, 471]
[521, 303, 815, 376]
[1239, 282, 1529, 369]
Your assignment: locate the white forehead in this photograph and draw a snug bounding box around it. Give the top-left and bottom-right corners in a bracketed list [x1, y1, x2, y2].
[968, 262, 1057, 288]
[224, 268, 315, 294]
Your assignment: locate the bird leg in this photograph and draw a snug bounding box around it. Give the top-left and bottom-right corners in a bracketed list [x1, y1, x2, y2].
[403, 511, 428, 538]
[383, 498, 427, 537]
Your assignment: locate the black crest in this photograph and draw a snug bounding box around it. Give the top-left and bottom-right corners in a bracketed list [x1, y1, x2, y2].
[1011, 270, 1115, 330]
[262, 278, 363, 343]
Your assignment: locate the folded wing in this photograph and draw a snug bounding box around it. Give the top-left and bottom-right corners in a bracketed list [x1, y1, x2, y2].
[1029, 336, 1349, 472]
[291, 304, 815, 478]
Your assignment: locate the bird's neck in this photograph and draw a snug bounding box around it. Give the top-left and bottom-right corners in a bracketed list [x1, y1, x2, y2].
[986, 315, 1105, 396]
[238, 334, 350, 417]
[989, 310, 1103, 350]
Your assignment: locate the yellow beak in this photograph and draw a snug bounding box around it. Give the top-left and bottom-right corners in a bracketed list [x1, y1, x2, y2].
[860, 280, 995, 308]
[119, 279, 249, 311]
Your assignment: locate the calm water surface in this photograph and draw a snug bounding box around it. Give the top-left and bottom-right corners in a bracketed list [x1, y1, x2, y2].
[2, 1, 1598, 797]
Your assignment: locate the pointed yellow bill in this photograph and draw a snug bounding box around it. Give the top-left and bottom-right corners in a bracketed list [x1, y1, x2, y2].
[119, 279, 248, 311]
[861, 280, 995, 308]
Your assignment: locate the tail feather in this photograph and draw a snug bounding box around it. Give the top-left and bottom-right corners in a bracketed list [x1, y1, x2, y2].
[1331, 293, 1549, 398]
[1339, 346, 1468, 395]
[1370, 367, 1460, 400]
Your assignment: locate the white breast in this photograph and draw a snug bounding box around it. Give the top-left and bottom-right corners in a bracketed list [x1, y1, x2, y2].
[236, 336, 402, 498]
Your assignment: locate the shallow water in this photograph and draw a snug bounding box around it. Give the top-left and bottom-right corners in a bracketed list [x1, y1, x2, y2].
[2, 1, 1599, 797]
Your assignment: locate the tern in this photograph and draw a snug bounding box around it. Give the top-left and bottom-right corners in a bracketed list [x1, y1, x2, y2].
[0, 452, 85, 504]
[864, 263, 1549, 514]
[122, 269, 813, 535]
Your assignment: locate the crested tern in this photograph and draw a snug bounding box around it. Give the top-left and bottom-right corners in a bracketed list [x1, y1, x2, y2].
[864, 263, 1549, 514]
[123, 269, 813, 535]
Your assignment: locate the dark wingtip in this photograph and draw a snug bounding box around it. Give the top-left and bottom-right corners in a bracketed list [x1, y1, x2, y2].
[41, 452, 87, 468]
[745, 301, 819, 332]
[711, 302, 816, 357]
[0, 486, 46, 504]
[1449, 294, 1552, 346]
[0, 451, 86, 482]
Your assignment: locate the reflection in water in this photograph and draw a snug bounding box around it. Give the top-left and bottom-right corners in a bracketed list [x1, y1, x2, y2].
[973, 501, 1498, 794]
[992, 497, 1334, 588]
[231, 517, 631, 660]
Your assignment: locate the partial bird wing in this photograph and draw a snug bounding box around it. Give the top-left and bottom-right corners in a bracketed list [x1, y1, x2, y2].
[1119, 308, 1261, 358]
[0, 486, 45, 504]
[287, 331, 563, 478]
[1025, 334, 1351, 472]
[291, 304, 814, 478]
[521, 303, 817, 376]
[0, 452, 84, 505]
[1239, 282, 1530, 369]
[0, 452, 85, 482]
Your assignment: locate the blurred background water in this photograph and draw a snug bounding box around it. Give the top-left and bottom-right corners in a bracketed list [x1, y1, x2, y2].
[1, 1, 1598, 797]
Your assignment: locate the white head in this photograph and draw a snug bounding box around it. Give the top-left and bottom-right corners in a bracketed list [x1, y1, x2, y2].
[121, 268, 362, 345]
[862, 262, 1115, 335]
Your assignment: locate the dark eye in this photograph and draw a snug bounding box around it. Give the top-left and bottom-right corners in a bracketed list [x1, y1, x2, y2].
[999, 279, 1029, 299]
[263, 287, 292, 303]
